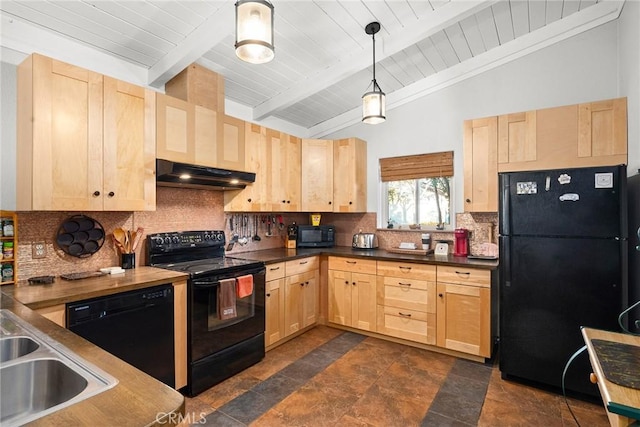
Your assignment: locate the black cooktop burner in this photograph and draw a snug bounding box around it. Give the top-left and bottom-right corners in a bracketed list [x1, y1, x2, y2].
[147, 230, 264, 278]
[154, 257, 261, 276]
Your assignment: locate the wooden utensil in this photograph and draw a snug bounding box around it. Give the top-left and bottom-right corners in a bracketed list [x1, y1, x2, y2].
[131, 227, 144, 252]
[113, 227, 127, 252]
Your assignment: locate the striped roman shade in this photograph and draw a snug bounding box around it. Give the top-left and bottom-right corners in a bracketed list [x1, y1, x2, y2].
[379, 151, 453, 182]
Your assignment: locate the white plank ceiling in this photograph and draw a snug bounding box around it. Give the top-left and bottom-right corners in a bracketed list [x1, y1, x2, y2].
[0, 0, 625, 137]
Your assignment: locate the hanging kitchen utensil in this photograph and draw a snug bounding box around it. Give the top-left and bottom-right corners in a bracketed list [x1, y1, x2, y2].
[253, 214, 261, 241]
[266, 216, 272, 237]
[239, 215, 248, 245]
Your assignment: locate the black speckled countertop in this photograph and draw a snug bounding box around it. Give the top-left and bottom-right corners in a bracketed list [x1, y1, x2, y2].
[230, 246, 499, 270]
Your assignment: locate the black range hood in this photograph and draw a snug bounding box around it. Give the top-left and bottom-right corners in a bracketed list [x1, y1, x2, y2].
[156, 159, 255, 191]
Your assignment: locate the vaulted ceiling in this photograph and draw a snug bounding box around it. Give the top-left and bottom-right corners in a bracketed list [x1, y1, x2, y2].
[0, 0, 625, 137]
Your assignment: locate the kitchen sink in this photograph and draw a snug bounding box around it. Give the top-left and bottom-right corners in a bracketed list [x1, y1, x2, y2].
[0, 336, 39, 362]
[0, 309, 118, 427]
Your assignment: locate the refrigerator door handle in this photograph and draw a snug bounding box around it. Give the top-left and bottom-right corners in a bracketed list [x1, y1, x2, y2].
[499, 174, 511, 236]
[499, 236, 511, 287]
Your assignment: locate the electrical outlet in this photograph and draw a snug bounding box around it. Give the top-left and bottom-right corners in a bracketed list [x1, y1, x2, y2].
[32, 241, 46, 259]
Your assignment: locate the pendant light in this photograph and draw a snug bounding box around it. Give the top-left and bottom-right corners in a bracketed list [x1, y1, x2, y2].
[235, 0, 274, 64]
[362, 22, 385, 124]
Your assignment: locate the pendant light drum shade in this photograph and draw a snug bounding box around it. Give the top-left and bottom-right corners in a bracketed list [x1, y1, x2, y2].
[362, 22, 385, 124]
[362, 86, 386, 124]
[235, 0, 274, 64]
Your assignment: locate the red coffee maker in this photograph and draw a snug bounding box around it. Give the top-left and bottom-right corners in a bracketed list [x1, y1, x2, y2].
[454, 228, 469, 257]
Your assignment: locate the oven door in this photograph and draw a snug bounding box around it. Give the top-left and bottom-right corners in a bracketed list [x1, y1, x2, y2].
[189, 266, 265, 362]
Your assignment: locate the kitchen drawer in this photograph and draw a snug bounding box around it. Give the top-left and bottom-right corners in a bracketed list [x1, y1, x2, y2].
[266, 262, 286, 281]
[328, 256, 376, 273]
[285, 256, 319, 276]
[437, 266, 490, 287]
[376, 305, 436, 345]
[377, 276, 435, 313]
[377, 261, 436, 281]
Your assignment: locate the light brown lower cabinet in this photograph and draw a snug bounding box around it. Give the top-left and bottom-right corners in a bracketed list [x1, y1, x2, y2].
[265, 262, 286, 347]
[436, 266, 491, 358]
[376, 261, 437, 345]
[327, 256, 377, 332]
[285, 258, 320, 335]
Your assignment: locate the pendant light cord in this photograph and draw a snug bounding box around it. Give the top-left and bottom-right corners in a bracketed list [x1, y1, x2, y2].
[372, 30, 377, 87]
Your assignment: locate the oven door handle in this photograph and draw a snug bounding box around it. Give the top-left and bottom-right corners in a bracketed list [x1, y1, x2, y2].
[192, 280, 221, 288]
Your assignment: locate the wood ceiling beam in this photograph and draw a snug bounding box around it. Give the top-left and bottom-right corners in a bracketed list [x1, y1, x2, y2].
[147, 3, 234, 89]
[308, 0, 625, 138]
[251, 0, 499, 121]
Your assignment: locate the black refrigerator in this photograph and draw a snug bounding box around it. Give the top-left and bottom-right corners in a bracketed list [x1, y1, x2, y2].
[499, 164, 628, 398]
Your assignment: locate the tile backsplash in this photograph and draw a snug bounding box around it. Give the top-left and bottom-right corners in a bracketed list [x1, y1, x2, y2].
[12, 188, 498, 282]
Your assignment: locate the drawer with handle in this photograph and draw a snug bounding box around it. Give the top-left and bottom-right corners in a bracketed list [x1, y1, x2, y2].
[328, 256, 376, 273]
[437, 265, 490, 287]
[378, 276, 436, 313]
[266, 262, 285, 281]
[285, 256, 319, 276]
[376, 305, 436, 345]
[377, 261, 436, 281]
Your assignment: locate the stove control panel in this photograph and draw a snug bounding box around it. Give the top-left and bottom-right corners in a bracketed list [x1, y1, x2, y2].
[148, 230, 225, 250]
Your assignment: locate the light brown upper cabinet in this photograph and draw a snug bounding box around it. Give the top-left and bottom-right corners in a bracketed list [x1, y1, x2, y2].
[463, 117, 498, 212]
[578, 98, 627, 160]
[224, 125, 301, 212]
[465, 97, 628, 213]
[221, 115, 247, 171]
[156, 93, 217, 167]
[225, 131, 367, 213]
[224, 123, 267, 212]
[301, 139, 334, 212]
[333, 138, 367, 213]
[17, 54, 156, 211]
[497, 97, 627, 172]
[498, 111, 536, 166]
[266, 129, 301, 212]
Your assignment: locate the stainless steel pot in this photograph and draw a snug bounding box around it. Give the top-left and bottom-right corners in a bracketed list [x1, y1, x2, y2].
[352, 232, 378, 249]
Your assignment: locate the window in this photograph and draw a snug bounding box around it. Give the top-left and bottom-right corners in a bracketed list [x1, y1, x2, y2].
[380, 151, 453, 230]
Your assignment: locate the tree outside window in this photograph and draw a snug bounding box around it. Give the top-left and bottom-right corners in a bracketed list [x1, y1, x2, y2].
[386, 177, 451, 229]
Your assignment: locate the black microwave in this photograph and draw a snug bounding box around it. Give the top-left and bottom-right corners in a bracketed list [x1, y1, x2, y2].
[296, 225, 335, 248]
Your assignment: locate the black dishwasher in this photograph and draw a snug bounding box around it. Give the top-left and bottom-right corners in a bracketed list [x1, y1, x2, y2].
[67, 284, 175, 387]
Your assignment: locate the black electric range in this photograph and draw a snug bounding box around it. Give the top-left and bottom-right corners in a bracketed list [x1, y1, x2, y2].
[147, 230, 266, 396]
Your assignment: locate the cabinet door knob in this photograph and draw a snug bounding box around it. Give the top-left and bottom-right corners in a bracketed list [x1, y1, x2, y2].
[108, 191, 115, 197]
[247, 198, 252, 202]
[438, 293, 444, 298]
[328, 201, 332, 205]
[352, 282, 356, 286]
[349, 201, 353, 205]
[344, 280, 349, 285]
[466, 198, 471, 203]
[282, 200, 286, 203]
[93, 191, 101, 197]
[266, 293, 271, 297]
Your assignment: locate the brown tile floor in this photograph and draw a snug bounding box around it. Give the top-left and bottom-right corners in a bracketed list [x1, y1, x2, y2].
[179, 326, 610, 426]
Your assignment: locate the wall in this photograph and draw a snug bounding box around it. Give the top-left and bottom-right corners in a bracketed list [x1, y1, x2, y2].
[618, 0, 640, 176]
[326, 20, 625, 219]
[0, 62, 17, 210]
